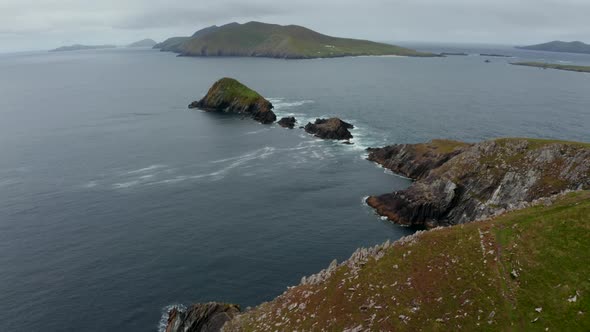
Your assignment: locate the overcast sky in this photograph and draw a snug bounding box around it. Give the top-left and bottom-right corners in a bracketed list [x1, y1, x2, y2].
[1, 0, 589, 52]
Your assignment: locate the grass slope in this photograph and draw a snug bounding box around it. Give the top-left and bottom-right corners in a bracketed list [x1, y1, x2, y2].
[512, 62, 590, 73]
[229, 191, 590, 331]
[517, 41, 590, 55]
[175, 22, 434, 59]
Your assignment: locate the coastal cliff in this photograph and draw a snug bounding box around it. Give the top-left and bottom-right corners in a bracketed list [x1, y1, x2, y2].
[366, 138, 590, 228]
[189, 78, 276, 124]
[163, 138, 590, 331]
[221, 190, 590, 331]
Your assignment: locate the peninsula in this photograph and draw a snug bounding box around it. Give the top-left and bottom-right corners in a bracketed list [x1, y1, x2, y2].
[50, 44, 117, 52]
[154, 21, 436, 59]
[517, 40, 590, 55]
[366, 138, 590, 228]
[511, 61, 590, 73]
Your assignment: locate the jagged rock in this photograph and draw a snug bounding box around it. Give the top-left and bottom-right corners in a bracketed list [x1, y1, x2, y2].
[277, 116, 296, 128]
[189, 78, 276, 124]
[304, 118, 354, 140]
[367, 139, 590, 228]
[165, 303, 240, 332]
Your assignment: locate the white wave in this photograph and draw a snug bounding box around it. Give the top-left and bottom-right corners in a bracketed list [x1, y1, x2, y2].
[267, 98, 314, 110]
[112, 180, 140, 189]
[361, 195, 370, 207]
[124, 164, 167, 175]
[83, 181, 98, 188]
[157, 304, 187, 332]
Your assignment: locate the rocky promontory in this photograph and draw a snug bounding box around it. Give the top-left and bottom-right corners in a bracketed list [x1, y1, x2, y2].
[189, 78, 276, 124]
[165, 303, 240, 332]
[304, 118, 354, 140]
[366, 138, 590, 228]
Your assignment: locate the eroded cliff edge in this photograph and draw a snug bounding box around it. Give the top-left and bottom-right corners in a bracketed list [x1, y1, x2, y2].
[366, 138, 590, 228]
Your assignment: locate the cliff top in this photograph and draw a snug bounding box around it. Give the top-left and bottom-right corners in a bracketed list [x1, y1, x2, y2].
[225, 190, 590, 331]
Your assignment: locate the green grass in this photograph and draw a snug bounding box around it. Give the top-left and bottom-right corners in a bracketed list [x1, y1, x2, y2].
[494, 138, 590, 149]
[205, 78, 264, 105]
[177, 22, 436, 59]
[511, 62, 590, 73]
[227, 191, 590, 331]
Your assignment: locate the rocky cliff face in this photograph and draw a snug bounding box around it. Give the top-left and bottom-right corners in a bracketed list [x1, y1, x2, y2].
[189, 78, 276, 124]
[367, 138, 590, 228]
[165, 303, 240, 332]
[304, 118, 354, 140]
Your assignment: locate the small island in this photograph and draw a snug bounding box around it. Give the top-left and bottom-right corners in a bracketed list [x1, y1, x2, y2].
[189, 78, 277, 124]
[50, 44, 117, 52]
[127, 39, 157, 48]
[154, 21, 437, 59]
[511, 61, 590, 73]
[517, 40, 590, 55]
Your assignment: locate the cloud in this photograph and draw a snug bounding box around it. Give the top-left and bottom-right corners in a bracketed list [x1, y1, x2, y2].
[0, 0, 589, 51]
[114, 3, 288, 30]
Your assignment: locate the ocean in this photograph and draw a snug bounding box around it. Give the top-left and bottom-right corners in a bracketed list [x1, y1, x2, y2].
[0, 45, 589, 331]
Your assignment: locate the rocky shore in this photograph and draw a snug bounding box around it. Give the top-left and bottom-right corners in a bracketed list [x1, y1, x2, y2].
[366, 138, 590, 228]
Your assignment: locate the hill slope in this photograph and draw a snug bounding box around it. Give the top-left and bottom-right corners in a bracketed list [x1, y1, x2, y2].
[224, 190, 590, 331]
[154, 22, 434, 59]
[517, 41, 590, 54]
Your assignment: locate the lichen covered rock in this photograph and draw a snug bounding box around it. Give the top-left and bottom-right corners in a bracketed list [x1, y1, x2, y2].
[189, 78, 276, 124]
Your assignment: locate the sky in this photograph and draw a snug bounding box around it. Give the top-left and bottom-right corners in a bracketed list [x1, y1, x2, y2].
[0, 0, 589, 52]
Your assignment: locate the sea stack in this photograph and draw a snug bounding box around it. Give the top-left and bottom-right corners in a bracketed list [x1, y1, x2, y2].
[278, 117, 297, 128]
[189, 78, 276, 124]
[304, 118, 354, 140]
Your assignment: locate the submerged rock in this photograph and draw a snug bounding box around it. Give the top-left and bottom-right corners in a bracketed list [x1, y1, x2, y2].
[278, 116, 297, 129]
[165, 303, 240, 332]
[304, 118, 354, 140]
[189, 78, 276, 124]
[366, 138, 590, 228]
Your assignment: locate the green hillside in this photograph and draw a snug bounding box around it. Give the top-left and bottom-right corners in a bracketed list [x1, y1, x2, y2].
[155, 22, 435, 59]
[226, 191, 590, 331]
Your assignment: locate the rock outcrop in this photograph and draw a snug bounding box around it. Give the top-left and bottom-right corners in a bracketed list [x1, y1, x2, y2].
[278, 117, 296, 129]
[165, 303, 240, 332]
[304, 118, 354, 140]
[367, 138, 590, 228]
[189, 78, 276, 124]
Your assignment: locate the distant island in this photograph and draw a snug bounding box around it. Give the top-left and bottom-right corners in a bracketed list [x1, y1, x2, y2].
[127, 39, 157, 48]
[511, 61, 590, 73]
[50, 44, 117, 52]
[154, 21, 436, 59]
[517, 40, 590, 55]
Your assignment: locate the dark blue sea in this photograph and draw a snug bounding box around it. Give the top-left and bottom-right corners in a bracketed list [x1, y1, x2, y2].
[0, 44, 589, 331]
